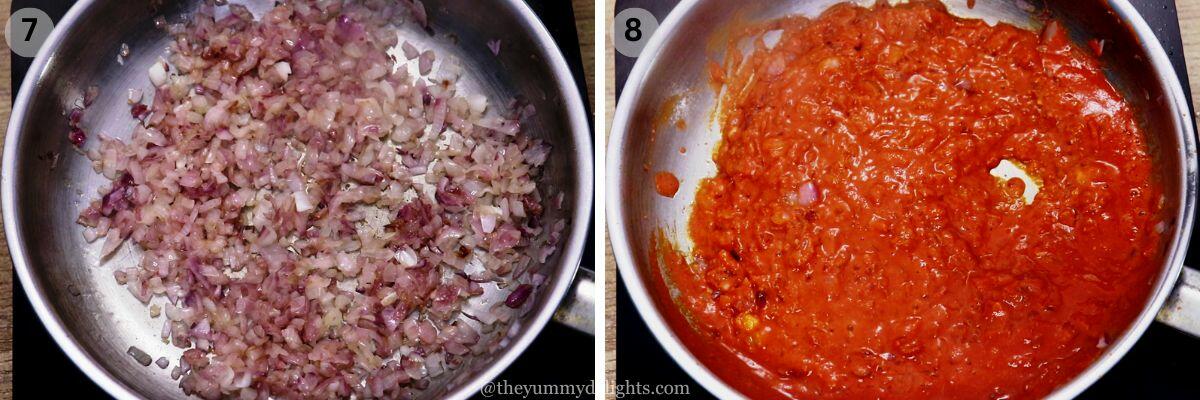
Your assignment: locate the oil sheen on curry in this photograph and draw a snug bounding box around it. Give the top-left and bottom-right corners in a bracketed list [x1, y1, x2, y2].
[652, 2, 1165, 399]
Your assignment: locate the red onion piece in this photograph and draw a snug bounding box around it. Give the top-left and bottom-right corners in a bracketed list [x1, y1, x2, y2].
[130, 103, 149, 119]
[795, 181, 819, 206]
[1041, 20, 1063, 45]
[407, 0, 429, 29]
[68, 107, 84, 127]
[418, 50, 435, 76]
[402, 41, 419, 60]
[504, 284, 533, 308]
[68, 128, 87, 147]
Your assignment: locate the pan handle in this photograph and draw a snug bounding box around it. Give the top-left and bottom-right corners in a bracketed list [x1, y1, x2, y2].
[1156, 266, 1200, 336]
[551, 267, 595, 335]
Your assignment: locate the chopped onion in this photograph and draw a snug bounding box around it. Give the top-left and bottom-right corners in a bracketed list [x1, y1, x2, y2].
[796, 181, 819, 205]
[148, 60, 168, 87]
[418, 50, 435, 76]
[293, 191, 315, 212]
[396, 247, 420, 267]
[402, 41, 419, 60]
[127, 89, 143, 104]
[100, 229, 124, 258]
[1041, 20, 1063, 45]
[73, 2, 562, 398]
[480, 214, 497, 234]
[466, 94, 488, 116]
[407, 0, 429, 29]
[767, 56, 786, 76]
[273, 61, 291, 81]
[504, 284, 533, 308]
[763, 29, 783, 49]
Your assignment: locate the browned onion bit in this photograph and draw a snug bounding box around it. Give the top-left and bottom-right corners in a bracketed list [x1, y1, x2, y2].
[127, 346, 153, 367]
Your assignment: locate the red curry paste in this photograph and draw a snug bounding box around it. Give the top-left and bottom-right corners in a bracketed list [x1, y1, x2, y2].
[655, 2, 1165, 398]
[656, 171, 682, 198]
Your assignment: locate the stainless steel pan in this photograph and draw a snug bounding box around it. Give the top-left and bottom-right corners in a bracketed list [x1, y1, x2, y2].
[608, 0, 1197, 398]
[4, 1, 593, 399]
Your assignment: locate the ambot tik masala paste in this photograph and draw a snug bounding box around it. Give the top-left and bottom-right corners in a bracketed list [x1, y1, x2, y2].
[655, 2, 1166, 398]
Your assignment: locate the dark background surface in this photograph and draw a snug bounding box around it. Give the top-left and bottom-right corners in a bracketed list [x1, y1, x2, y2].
[614, 0, 1200, 399]
[9, 1, 594, 398]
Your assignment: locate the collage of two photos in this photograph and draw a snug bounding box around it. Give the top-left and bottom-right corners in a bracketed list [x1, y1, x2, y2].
[4, 0, 1200, 399]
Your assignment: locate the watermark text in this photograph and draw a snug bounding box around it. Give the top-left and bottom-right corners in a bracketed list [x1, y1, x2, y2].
[479, 380, 692, 398]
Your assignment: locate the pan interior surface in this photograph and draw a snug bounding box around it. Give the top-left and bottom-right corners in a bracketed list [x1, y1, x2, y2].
[6, 1, 589, 399]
